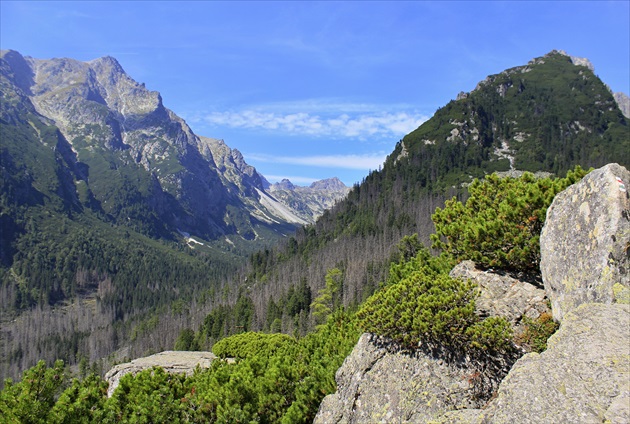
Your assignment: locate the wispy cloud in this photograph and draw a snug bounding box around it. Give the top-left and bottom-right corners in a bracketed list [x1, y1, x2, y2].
[247, 153, 387, 171]
[195, 108, 427, 140]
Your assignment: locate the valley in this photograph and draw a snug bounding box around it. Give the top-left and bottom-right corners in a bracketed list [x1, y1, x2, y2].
[1, 49, 629, 422]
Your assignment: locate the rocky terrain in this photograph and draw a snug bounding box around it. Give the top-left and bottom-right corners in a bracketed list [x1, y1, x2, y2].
[268, 177, 350, 223]
[314, 163, 630, 423]
[104, 351, 218, 397]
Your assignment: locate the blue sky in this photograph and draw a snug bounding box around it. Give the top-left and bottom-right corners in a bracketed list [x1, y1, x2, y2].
[2, 1, 629, 186]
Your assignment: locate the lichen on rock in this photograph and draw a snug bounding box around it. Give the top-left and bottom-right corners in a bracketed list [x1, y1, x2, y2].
[540, 163, 630, 322]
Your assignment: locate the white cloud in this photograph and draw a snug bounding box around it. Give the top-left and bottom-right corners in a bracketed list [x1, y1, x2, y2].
[197, 109, 427, 139]
[247, 153, 387, 171]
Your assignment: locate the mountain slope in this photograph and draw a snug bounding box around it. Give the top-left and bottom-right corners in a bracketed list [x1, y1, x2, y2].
[3, 50, 297, 241]
[230, 50, 629, 336]
[0, 50, 347, 382]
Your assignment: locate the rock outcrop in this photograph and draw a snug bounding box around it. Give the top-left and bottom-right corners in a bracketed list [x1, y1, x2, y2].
[449, 261, 549, 323]
[314, 334, 482, 424]
[104, 351, 217, 397]
[614, 92, 630, 119]
[315, 265, 542, 423]
[476, 303, 629, 423]
[316, 163, 630, 423]
[540, 163, 630, 322]
[431, 303, 630, 423]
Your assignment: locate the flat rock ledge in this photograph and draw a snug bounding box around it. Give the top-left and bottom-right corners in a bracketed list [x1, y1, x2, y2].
[104, 350, 217, 397]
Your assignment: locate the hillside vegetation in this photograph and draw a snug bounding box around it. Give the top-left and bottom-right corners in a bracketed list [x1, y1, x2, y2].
[1, 166, 590, 421]
[209, 51, 628, 340]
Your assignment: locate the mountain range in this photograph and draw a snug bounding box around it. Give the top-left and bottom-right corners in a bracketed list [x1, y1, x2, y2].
[0, 49, 347, 239]
[0, 49, 347, 381]
[0, 49, 628, 384]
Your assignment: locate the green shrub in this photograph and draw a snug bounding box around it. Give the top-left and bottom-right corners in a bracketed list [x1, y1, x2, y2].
[466, 316, 514, 354]
[357, 247, 516, 360]
[431, 166, 588, 273]
[357, 269, 478, 350]
[515, 312, 559, 353]
[0, 360, 68, 423]
[212, 332, 297, 360]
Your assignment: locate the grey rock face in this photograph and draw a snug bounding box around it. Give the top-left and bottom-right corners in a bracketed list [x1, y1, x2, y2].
[479, 303, 630, 424]
[313, 334, 482, 424]
[450, 261, 550, 323]
[104, 350, 217, 397]
[450, 261, 551, 351]
[614, 92, 630, 119]
[540, 163, 630, 322]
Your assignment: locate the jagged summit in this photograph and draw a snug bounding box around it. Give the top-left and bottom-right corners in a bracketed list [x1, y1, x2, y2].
[275, 179, 296, 190]
[0, 49, 349, 247]
[310, 177, 347, 191]
[553, 49, 594, 70]
[269, 176, 350, 222]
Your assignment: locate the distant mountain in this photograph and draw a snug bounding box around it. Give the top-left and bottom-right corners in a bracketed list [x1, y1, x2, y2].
[269, 177, 350, 223]
[0, 49, 323, 243]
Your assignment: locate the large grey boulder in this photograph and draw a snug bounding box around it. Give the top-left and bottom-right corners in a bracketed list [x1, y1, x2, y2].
[479, 303, 630, 423]
[540, 163, 630, 322]
[104, 350, 217, 397]
[432, 303, 630, 423]
[313, 334, 482, 424]
[450, 260, 550, 323]
[450, 261, 551, 351]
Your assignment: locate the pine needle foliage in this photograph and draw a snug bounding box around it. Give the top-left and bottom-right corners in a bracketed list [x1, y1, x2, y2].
[212, 332, 297, 360]
[357, 270, 478, 350]
[357, 249, 513, 356]
[431, 166, 589, 273]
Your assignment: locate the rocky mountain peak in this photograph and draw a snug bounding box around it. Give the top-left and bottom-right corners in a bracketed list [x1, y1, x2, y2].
[310, 177, 347, 191]
[268, 177, 350, 223]
[274, 179, 296, 190]
[553, 49, 595, 71]
[0, 49, 35, 94]
[89, 55, 126, 78]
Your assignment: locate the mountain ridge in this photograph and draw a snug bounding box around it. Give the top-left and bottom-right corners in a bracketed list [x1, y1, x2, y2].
[1, 49, 347, 239]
